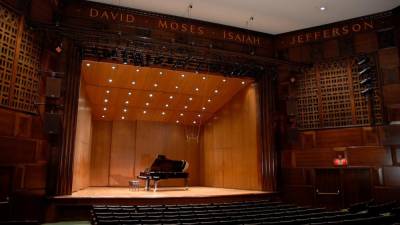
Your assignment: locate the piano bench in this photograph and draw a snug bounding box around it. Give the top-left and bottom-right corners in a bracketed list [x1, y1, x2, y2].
[128, 180, 140, 191]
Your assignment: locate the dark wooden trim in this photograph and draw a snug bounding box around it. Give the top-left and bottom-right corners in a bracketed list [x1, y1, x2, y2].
[54, 43, 81, 195]
[315, 66, 324, 127]
[346, 59, 357, 124]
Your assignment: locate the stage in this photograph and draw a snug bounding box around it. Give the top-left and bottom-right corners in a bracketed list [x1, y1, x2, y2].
[47, 186, 276, 221]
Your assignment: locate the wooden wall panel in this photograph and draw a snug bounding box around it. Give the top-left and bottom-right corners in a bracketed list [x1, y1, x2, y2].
[72, 82, 93, 192]
[383, 166, 400, 186]
[201, 84, 262, 190]
[109, 121, 136, 186]
[134, 121, 199, 187]
[90, 121, 112, 186]
[347, 147, 392, 166]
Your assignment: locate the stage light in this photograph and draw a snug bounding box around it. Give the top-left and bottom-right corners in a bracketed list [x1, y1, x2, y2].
[162, 112, 166, 115]
[189, 97, 193, 101]
[320, 6, 326, 11]
[136, 68, 140, 72]
[184, 105, 188, 109]
[361, 87, 373, 95]
[145, 102, 150, 106]
[101, 115, 105, 118]
[128, 92, 132, 96]
[180, 113, 184, 116]
[106, 90, 110, 94]
[165, 104, 169, 107]
[241, 81, 246, 85]
[131, 81, 136, 85]
[359, 66, 371, 76]
[103, 107, 107, 111]
[222, 79, 227, 82]
[108, 79, 113, 83]
[176, 120, 180, 123]
[214, 89, 219, 93]
[193, 121, 197, 124]
[86, 63, 91, 67]
[181, 74, 185, 78]
[197, 114, 201, 117]
[112, 65, 116, 70]
[154, 83, 158, 87]
[159, 71, 163, 75]
[207, 99, 211, 102]
[175, 86, 179, 89]
[125, 100, 129, 104]
[123, 108, 128, 113]
[195, 88, 199, 91]
[360, 77, 372, 85]
[169, 96, 174, 99]
[104, 99, 108, 103]
[202, 107, 206, 110]
[121, 116, 125, 120]
[148, 94, 153, 98]
[202, 76, 206, 80]
[143, 110, 147, 114]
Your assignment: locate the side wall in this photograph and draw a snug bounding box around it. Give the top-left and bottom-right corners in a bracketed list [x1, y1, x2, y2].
[72, 80, 93, 192]
[200, 84, 262, 190]
[90, 120, 200, 187]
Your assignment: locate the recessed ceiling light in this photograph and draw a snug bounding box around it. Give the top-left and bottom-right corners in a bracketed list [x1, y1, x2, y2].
[169, 95, 174, 99]
[184, 105, 188, 109]
[145, 102, 150, 106]
[131, 81, 136, 85]
[159, 71, 163, 75]
[103, 107, 107, 111]
[176, 120, 180, 123]
[125, 100, 129, 104]
[149, 93, 153, 97]
[123, 61, 127, 65]
[320, 6, 326, 11]
[181, 74, 185, 77]
[101, 115, 105, 118]
[112, 65, 116, 70]
[123, 108, 127, 113]
[136, 69, 140, 72]
[86, 63, 90, 67]
[165, 104, 169, 107]
[241, 81, 246, 85]
[180, 113, 184, 116]
[195, 71, 199, 74]
[193, 121, 197, 124]
[189, 97, 193, 101]
[214, 89, 219, 93]
[202, 76, 206, 80]
[161, 111, 166, 115]
[143, 110, 147, 114]
[222, 79, 227, 82]
[104, 99, 108, 103]
[195, 88, 199, 91]
[175, 86, 179, 89]
[106, 90, 110, 94]
[121, 116, 125, 120]
[202, 107, 206, 110]
[207, 99, 211, 102]
[197, 114, 201, 117]
[154, 83, 158, 87]
[128, 92, 132, 96]
[108, 79, 113, 83]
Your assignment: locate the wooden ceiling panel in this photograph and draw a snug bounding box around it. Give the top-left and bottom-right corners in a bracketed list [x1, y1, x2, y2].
[82, 60, 252, 125]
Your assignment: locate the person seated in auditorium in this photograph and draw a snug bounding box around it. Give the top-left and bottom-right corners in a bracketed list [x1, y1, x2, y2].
[333, 154, 348, 166]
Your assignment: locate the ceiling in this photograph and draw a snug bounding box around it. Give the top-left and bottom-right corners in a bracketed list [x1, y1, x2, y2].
[82, 60, 252, 125]
[89, 0, 400, 34]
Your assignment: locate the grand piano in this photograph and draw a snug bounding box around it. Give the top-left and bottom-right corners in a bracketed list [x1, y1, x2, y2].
[138, 155, 189, 191]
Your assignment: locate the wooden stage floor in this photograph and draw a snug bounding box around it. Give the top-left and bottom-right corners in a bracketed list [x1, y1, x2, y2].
[48, 187, 276, 221]
[60, 186, 268, 199]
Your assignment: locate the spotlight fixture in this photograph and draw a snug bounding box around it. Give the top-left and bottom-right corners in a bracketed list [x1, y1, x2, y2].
[202, 76, 206, 80]
[103, 107, 107, 111]
[181, 74, 185, 78]
[169, 96, 174, 99]
[101, 115, 105, 118]
[180, 113, 184, 116]
[214, 89, 219, 93]
[86, 63, 91, 67]
[125, 100, 129, 104]
[112, 65, 116, 70]
[222, 79, 227, 82]
[145, 102, 150, 106]
[123, 108, 128, 113]
[104, 99, 108, 103]
[202, 107, 206, 110]
[189, 97, 193, 101]
[154, 83, 158, 87]
[176, 120, 180, 123]
[195, 88, 199, 91]
[161, 111, 166, 115]
[136, 68, 140, 72]
[149, 94, 153, 97]
[207, 99, 211, 102]
[128, 92, 132, 96]
[131, 81, 136, 85]
[165, 104, 169, 107]
[106, 90, 110, 94]
[241, 81, 246, 85]
[197, 114, 201, 117]
[175, 86, 179, 89]
[121, 116, 125, 120]
[108, 79, 113, 83]
[143, 110, 147, 114]
[184, 105, 188, 109]
[159, 71, 163, 75]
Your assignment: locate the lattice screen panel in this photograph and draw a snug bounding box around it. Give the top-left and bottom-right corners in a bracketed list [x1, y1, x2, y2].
[12, 28, 41, 113]
[0, 6, 19, 107]
[0, 4, 41, 113]
[296, 55, 382, 130]
[296, 68, 319, 129]
[319, 60, 353, 127]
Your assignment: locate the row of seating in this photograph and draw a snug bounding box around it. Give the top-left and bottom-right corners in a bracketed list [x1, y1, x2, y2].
[90, 199, 400, 225]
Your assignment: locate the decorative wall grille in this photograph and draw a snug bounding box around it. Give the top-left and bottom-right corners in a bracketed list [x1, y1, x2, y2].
[296, 55, 382, 129]
[0, 4, 41, 113]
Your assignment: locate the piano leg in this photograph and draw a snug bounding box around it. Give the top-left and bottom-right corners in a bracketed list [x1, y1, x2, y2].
[145, 178, 150, 191]
[184, 178, 189, 190]
[154, 180, 158, 192]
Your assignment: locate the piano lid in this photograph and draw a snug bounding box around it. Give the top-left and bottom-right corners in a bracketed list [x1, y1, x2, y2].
[149, 154, 189, 172]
